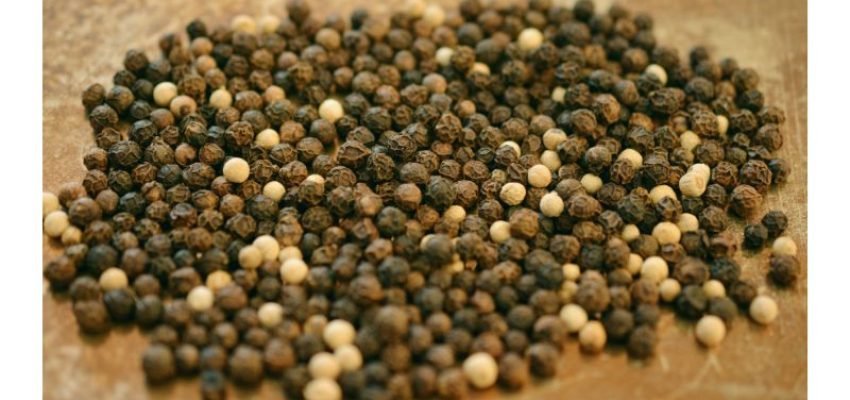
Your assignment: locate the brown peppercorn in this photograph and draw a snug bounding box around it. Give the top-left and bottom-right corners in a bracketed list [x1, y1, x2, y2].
[142, 344, 176, 384]
[769, 254, 801, 287]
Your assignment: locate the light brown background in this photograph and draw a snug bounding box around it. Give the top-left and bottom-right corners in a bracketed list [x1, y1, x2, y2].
[43, 0, 807, 399]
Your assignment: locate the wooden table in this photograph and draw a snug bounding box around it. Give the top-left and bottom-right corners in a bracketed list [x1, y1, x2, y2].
[43, 0, 807, 398]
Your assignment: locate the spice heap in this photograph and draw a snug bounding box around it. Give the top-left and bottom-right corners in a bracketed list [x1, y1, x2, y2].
[44, 0, 800, 398]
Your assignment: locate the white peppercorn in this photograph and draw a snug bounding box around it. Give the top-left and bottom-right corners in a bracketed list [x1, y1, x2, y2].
[444, 205, 467, 223]
[542, 128, 567, 150]
[255, 129, 280, 149]
[677, 213, 699, 232]
[209, 89, 233, 109]
[253, 235, 280, 261]
[44, 210, 70, 238]
[580, 174, 602, 194]
[679, 172, 707, 197]
[223, 157, 250, 183]
[621, 224, 640, 242]
[238, 245, 264, 269]
[281, 259, 309, 284]
[279, 246, 303, 262]
[43, 192, 60, 217]
[659, 278, 682, 302]
[100, 267, 129, 291]
[435, 47, 454, 67]
[749, 295, 778, 325]
[551, 87, 566, 103]
[540, 150, 562, 172]
[680, 131, 701, 151]
[153, 82, 178, 107]
[231, 14, 257, 34]
[470, 62, 490, 76]
[489, 221, 511, 244]
[258, 302, 284, 328]
[627, 253, 643, 275]
[579, 321, 607, 354]
[617, 149, 643, 169]
[323, 319, 356, 350]
[695, 315, 726, 347]
[499, 182, 527, 206]
[423, 4, 445, 26]
[334, 346, 363, 375]
[539, 192, 565, 217]
[500, 141, 521, 157]
[702, 280, 726, 299]
[649, 185, 677, 203]
[309, 352, 341, 379]
[641, 256, 669, 283]
[61, 226, 83, 245]
[263, 181, 286, 202]
[558, 280, 579, 303]
[528, 164, 552, 188]
[652, 222, 681, 245]
[562, 263, 581, 281]
[462, 352, 498, 389]
[258, 15, 280, 34]
[645, 64, 668, 85]
[206, 271, 233, 292]
[187, 286, 214, 311]
[518, 28, 544, 52]
[559, 304, 588, 333]
[319, 99, 344, 123]
[717, 115, 729, 135]
[771, 236, 798, 257]
[304, 378, 342, 400]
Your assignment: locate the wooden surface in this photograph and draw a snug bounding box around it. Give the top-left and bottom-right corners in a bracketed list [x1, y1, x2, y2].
[42, 0, 808, 399]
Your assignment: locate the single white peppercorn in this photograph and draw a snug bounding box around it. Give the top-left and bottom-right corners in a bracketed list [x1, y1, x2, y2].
[749, 295, 778, 325]
[677, 213, 700, 232]
[695, 315, 726, 347]
[323, 319, 356, 350]
[315, 28, 341, 50]
[263, 181, 286, 202]
[528, 164, 552, 188]
[500, 141, 521, 157]
[499, 182, 527, 206]
[580, 174, 603, 194]
[462, 352, 499, 389]
[717, 115, 729, 136]
[253, 235, 280, 262]
[303, 378, 342, 400]
[489, 221, 511, 243]
[621, 224, 640, 242]
[579, 321, 607, 354]
[258, 15, 280, 34]
[61, 226, 82, 245]
[645, 64, 668, 85]
[258, 302, 284, 328]
[319, 99, 344, 123]
[423, 4, 445, 27]
[153, 82, 178, 106]
[641, 256, 669, 283]
[231, 14, 257, 34]
[562, 263, 581, 281]
[702, 280, 726, 299]
[205, 271, 232, 292]
[419, 234, 434, 250]
[688, 163, 711, 180]
[659, 278, 682, 302]
[43, 192, 60, 217]
[279, 246, 303, 262]
[542, 128, 567, 150]
[444, 205, 467, 223]
[540, 150, 562, 172]
[264, 85, 286, 103]
[649, 185, 677, 203]
[309, 352, 341, 379]
[194, 55, 217, 75]
[539, 192, 565, 217]
[44, 210, 70, 238]
[652, 221, 682, 245]
[470, 62, 490, 75]
[435, 47, 454, 67]
[617, 148, 643, 169]
[559, 304, 588, 333]
[680, 131, 702, 151]
[280, 259, 309, 284]
[679, 172, 707, 197]
[170, 95, 197, 116]
[518, 28, 544, 51]
[99, 267, 128, 291]
[551, 86, 566, 103]
[223, 157, 250, 183]
[627, 253, 643, 275]
[255, 129, 280, 149]
[209, 88, 233, 109]
[558, 280, 579, 303]
[305, 174, 326, 186]
[334, 344, 363, 372]
[237, 245, 263, 270]
[187, 286, 214, 311]
[771, 236, 798, 257]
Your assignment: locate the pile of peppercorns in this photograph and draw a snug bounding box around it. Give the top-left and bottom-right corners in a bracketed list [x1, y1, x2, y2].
[43, 0, 801, 398]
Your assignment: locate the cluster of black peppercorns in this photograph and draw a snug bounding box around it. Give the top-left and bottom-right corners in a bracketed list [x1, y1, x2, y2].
[43, 0, 800, 398]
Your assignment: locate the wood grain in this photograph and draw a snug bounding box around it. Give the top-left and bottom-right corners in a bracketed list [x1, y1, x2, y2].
[42, 0, 807, 399]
